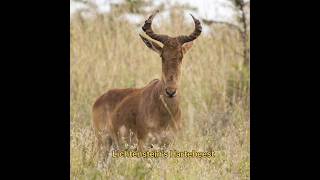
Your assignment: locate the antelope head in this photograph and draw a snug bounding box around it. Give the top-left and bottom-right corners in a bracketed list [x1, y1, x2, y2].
[139, 10, 202, 98]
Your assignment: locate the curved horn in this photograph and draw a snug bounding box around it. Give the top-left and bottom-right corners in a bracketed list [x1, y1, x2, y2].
[178, 14, 202, 44]
[142, 10, 169, 44]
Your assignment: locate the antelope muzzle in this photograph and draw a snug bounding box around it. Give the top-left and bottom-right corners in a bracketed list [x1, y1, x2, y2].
[165, 87, 177, 98]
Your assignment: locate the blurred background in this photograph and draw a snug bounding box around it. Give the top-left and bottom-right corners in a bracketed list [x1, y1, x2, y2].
[71, 0, 250, 179]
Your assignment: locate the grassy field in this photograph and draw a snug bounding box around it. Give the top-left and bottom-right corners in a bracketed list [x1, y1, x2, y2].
[71, 10, 249, 180]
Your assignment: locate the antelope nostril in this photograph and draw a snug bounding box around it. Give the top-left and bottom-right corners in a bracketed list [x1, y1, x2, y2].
[165, 88, 177, 97]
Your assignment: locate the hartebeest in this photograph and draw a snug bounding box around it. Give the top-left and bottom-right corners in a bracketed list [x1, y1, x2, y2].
[92, 10, 202, 152]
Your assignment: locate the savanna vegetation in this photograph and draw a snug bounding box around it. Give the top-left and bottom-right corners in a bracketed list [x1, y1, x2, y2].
[71, 1, 250, 179]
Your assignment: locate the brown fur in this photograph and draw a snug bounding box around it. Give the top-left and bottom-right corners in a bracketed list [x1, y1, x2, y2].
[92, 11, 201, 151]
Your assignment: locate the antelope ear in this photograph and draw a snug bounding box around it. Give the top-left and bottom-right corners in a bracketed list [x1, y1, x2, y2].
[139, 34, 162, 55]
[182, 42, 193, 54]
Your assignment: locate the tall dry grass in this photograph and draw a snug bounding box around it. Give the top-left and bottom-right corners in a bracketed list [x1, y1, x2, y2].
[71, 10, 249, 180]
